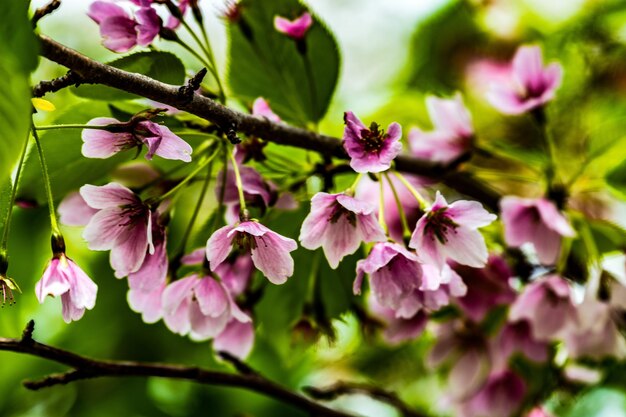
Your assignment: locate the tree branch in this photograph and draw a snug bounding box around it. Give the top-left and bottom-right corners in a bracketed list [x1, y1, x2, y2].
[0, 321, 357, 417]
[36, 35, 501, 210]
[304, 381, 428, 417]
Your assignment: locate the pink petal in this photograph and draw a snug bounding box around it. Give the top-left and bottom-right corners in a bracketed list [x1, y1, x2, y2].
[80, 183, 138, 209]
[88, 1, 128, 24]
[100, 15, 138, 53]
[35, 259, 70, 303]
[162, 275, 197, 315]
[448, 348, 491, 400]
[188, 301, 229, 340]
[206, 225, 235, 270]
[443, 227, 489, 268]
[252, 97, 281, 123]
[250, 231, 297, 284]
[128, 237, 168, 292]
[154, 125, 193, 162]
[513, 45, 544, 94]
[135, 7, 161, 46]
[58, 192, 98, 227]
[61, 292, 86, 323]
[81, 117, 132, 158]
[273, 12, 312, 39]
[194, 277, 229, 317]
[109, 214, 150, 277]
[214, 319, 255, 359]
[127, 283, 165, 323]
[447, 200, 497, 228]
[82, 207, 128, 250]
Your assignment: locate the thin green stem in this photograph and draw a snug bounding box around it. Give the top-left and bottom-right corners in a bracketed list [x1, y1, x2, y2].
[31, 126, 60, 236]
[228, 150, 247, 215]
[301, 51, 318, 125]
[175, 38, 215, 74]
[155, 146, 220, 203]
[392, 171, 428, 209]
[0, 132, 31, 254]
[34, 124, 108, 131]
[384, 173, 411, 238]
[377, 175, 388, 235]
[210, 145, 229, 231]
[176, 161, 214, 256]
[346, 173, 363, 195]
[180, 20, 225, 103]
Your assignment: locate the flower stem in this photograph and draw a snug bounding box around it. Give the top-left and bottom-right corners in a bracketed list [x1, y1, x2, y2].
[180, 20, 226, 103]
[176, 161, 214, 256]
[31, 125, 61, 237]
[228, 150, 248, 219]
[34, 124, 108, 131]
[155, 146, 220, 203]
[301, 50, 318, 122]
[384, 173, 411, 238]
[377, 175, 388, 235]
[392, 171, 428, 209]
[0, 132, 31, 255]
[346, 173, 363, 195]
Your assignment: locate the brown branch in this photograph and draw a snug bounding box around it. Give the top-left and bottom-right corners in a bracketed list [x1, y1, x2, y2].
[32, 0, 62, 27]
[36, 35, 501, 211]
[304, 381, 428, 417]
[0, 321, 356, 417]
[32, 71, 82, 98]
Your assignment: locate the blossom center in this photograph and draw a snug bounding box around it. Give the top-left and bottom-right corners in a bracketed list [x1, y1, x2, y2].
[359, 122, 386, 153]
[328, 203, 357, 227]
[423, 207, 458, 244]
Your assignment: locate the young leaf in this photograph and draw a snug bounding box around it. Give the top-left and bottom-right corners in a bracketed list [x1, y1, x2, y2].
[227, 0, 340, 125]
[72, 52, 186, 101]
[0, 1, 38, 183]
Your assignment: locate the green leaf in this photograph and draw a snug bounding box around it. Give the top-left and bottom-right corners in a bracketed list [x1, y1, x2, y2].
[0, 1, 38, 185]
[72, 52, 185, 101]
[19, 102, 132, 203]
[566, 388, 626, 417]
[606, 158, 626, 199]
[227, 0, 340, 125]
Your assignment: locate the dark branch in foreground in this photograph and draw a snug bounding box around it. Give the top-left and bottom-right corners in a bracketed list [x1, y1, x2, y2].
[305, 381, 428, 417]
[0, 321, 362, 417]
[32, 71, 82, 98]
[37, 35, 501, 211]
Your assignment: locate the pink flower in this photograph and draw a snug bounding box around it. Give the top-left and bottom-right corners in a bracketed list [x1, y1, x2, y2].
[299, 192, 386, 269]
[88, 1, 161, 53]
[409, 192, 496, 271]
[82, 117, 192, 162]
[206, 221, 297, 285]
[128, 221, 168, 293]
[456, 370, 526, 417]
[429, 322, 491, 401]
[343, 112, 402, 173]
[367, 294, 427, 345]
[409, 93, 474, 164]
[128, 282, 165, 324]
[492, 320, 548, 371]
[509, 275, 578, 341]
[162, 274, 250, 340]
[182, 249, 253, 297]
[217, 165, 274, 210]
[252, 97, 281, 123]
[353, 242, 423, 313]
[273, 12, 313, 40]
[214, 318, 255, 359]
[500, 196, 575, 265]
[453, 255, 516, 322]
[80, 183, 154, 278]
[35, 253, 98, 323]
[58, 192, 98, 227]
[564, 297, 625, 360]
[487, 45, 563, 115]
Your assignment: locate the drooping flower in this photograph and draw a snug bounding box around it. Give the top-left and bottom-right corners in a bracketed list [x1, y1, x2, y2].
[252, 97, 281, 123]
[0, 274, 19, 306]
[80, 183, 154, 278]
[409, 93, 474, 164]
[274, 12, 313, 40]
[509, 275, 577, 341]
[214, 318, 255, 359]
[299, 192, 386, 269]
[353, 242, 423, 312]
[455, 370, 526, 417]
[35, 253, 98, 323]
[343, 111, 402, 173]
[492, 320, 548, 371]
[409, 191, 496, 271]
[453, 255, 516, 322]
[367, 293, 428, 345]
[486, 45, 563, 115]
[564, 297, 625, 360]
[162, 274, 250, 340]
[58, 191, 98, 227]
[500, 196, 575, 265]
[82, 117, 192, 162]
[88, 1, 162, 53]
[206, 221, 297, 285]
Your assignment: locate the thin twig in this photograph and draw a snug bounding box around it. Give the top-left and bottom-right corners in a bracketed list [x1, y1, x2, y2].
[32, 0, 61, 27]
[0, 321, 356, 417]
[37, 35, 501, 211]
[304, 381, 428, 417]
[32, 71, 83, 98]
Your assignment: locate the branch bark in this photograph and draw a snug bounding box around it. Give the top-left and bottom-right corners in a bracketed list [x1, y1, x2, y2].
[37, 35, 501, 211]
[0, 321, 357, 417]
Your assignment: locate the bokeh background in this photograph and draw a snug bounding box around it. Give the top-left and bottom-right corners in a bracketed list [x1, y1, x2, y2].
[4, 0, 626, 416]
